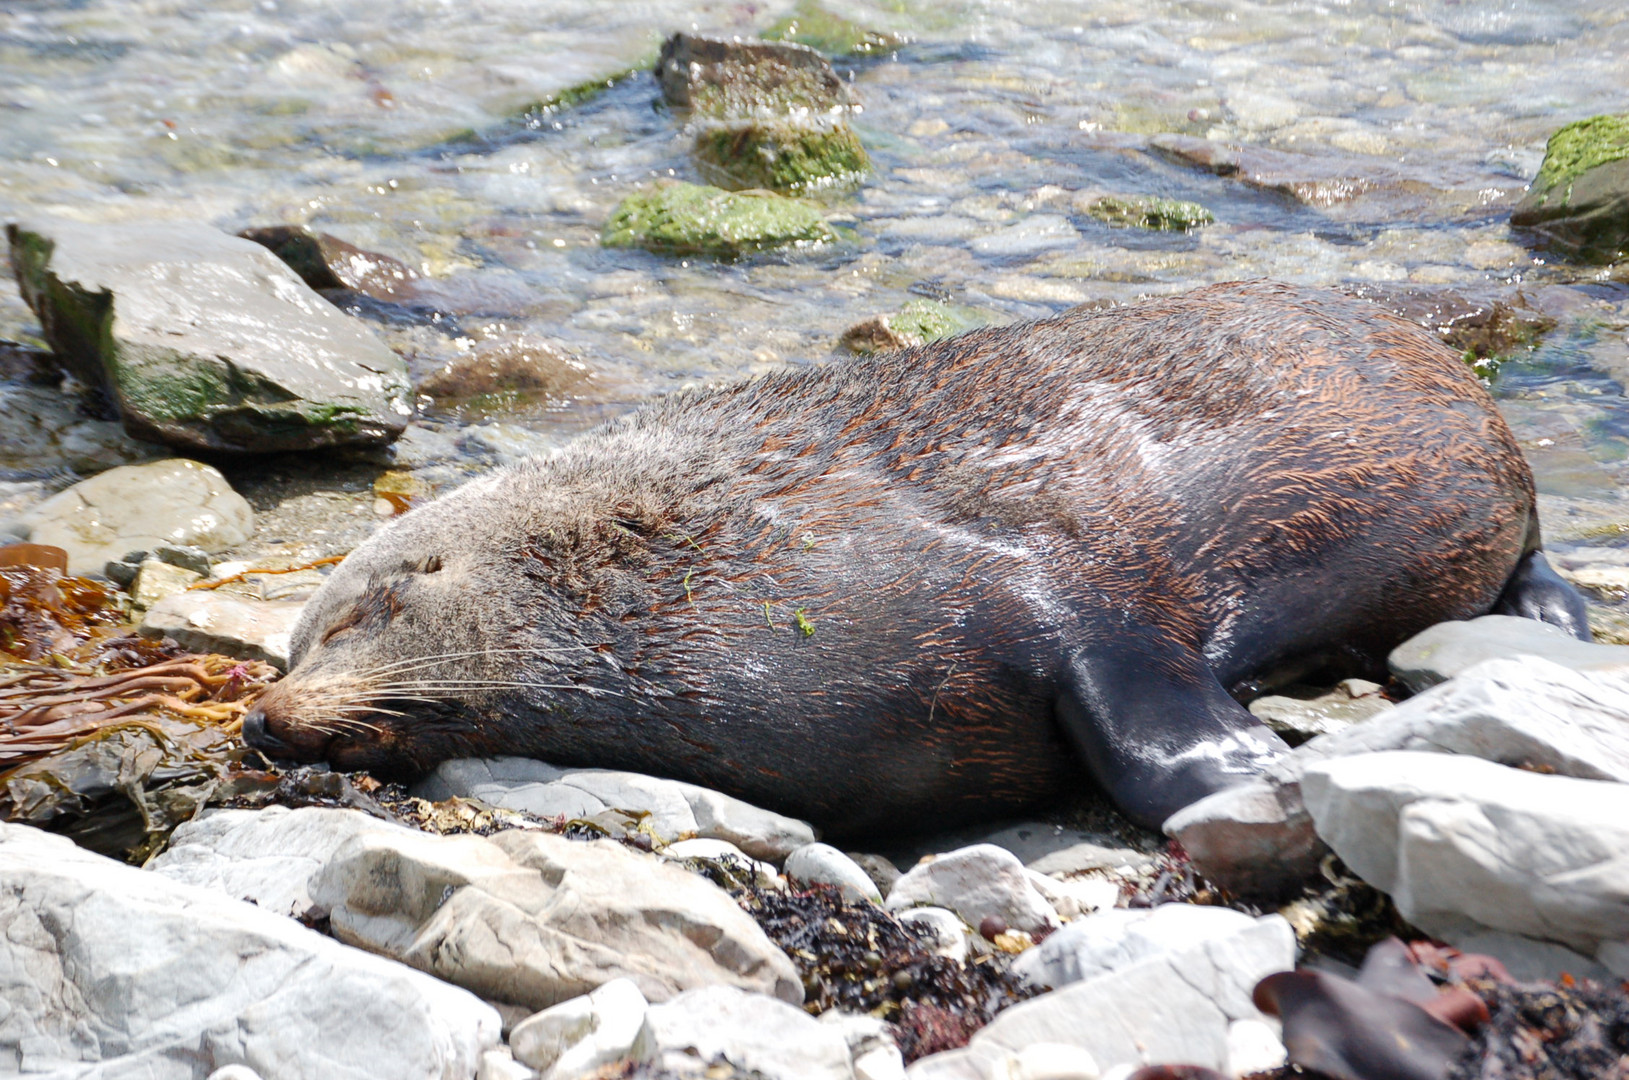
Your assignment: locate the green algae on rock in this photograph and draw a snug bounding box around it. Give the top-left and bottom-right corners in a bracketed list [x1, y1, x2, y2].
[601, 182, 839, 258]
[762, 1, 904, 58]
[839, 299, 986, 354]
[656, 33, 850, 119]
[694, 120, 870, 194]
[1082, 194, 1215, 231]
[1512, 113, 1629, 263]
[7, 218, 413, 454]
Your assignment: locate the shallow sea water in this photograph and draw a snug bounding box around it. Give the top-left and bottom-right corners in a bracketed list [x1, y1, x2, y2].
[3, 0, 1629, 583]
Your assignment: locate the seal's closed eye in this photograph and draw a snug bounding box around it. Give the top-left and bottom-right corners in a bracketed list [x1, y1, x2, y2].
[419, 554, 443, 574]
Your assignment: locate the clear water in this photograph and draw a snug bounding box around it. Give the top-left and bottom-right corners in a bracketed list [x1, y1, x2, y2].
[3, 0, 1628, 558]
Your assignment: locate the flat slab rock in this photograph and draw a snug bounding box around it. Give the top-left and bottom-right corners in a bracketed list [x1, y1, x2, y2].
[140, 591, 306, 670]
[1303, 749, 1629, 967]
[414, 756, 816, 861]
[18, 458, 253, 577]
[633, 985, 854, 1080]
[1388, 613, 1629, 691]
[0, 821, 500, 1080]
[1167, 655, 1629, 899]
[8, 217, 412, 453]
[308, 823, 803, 1011]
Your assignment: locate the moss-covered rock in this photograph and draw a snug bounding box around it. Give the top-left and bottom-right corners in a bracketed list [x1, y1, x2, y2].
[6, 218, 412, 453]
[694, 120, 870, 194]
[1081, 194, 1214, 231]
[762, 1, 904, 58]
[601, 181, 839, 258]
[839, 299, 985, 354]
[1512, 114, 1629, 263]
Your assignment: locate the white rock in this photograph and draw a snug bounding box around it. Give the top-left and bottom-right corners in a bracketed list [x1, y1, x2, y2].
[309, 826, 802, 1010]
[1226, 1019, 1287, 1076]
[787, 842, 884, 903]
[886, 844, 1061, 935]
[18, 458, 254, 576]
[0, 821, 499, 1079]
[510, 977, 648, 1079]
[898, 821, 1155, 878]
[664, 838, 779, 886]
[1447, 929, 1612, 983]
[140, 592, 307, 669]
[903, 1048, 983, 1080]
[1389, 614, 1629, 691]
[479, 1048, 538, 1080]
[996, 1042, 1101, 1080]
[968, 914, 1295, 1073]
[414, 757, 815, 860]
[854, 1045, 908, 1080]
[149, 805, 413, 917]
[1169, 656, 1629, 897]
[1023, 871, 1117, 920]
[896, 907, 969, 962]
[1012, 904, 1259, 990]
[131, 557, 202, 608]
[632, 985, 853, 1080]
[1302, 750, 1629, 957]
[208, 1068, 267, 1080]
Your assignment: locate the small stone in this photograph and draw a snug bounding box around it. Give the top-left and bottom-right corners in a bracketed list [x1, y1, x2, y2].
[1012, 905, 1260, 991]
[886, 844, 1061, 936]
[18, 458, 253, 577]
[664, 838, 779, 887]
[1002, 1042, 1101, 1080]
[655, 34, 850, 118]
[130, 557, 203, 609]
[1023, 871, 1117, 921]
[785, 842, 883, 903]
[854, 1044, 908, 1080]
[980, 915, 1009, 940]
[415, 338, 591, 405]
[839, 299, 984, 354]
[694, 119, 869, 195]
[509, 977, 648, 1078]
[153, 541, 212, 575]
[1248, 679, 1394, 744]
[1079, 193, 1213, 231]
[895, 907, 969, 963]
[104, 557, 141, 588]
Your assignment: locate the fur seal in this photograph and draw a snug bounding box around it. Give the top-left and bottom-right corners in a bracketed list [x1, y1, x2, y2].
[244, 281, 1589, 835]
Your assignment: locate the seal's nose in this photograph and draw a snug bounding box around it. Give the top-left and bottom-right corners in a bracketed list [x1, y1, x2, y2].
[241, 707, 290, 756]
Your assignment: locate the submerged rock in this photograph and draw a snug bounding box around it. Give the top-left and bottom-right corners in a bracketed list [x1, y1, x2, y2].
[1343, 282, 1558, 361]
[7, 217, 412, 453]
[415, 336, 593, 407]
[603, 181, 838, 258]
[694, 119, 870, 194]
[0, 821, 501, 1079]
[1511, 113, 1629, 262]
[1079, 194, 1213, 231]
[307, 826, 803, 1009]
[840, 299, 985, 355]
[762, 1, 904, 58]
[17, 458, 253, 577]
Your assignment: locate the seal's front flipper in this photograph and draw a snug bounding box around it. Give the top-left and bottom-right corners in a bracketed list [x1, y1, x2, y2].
[1494, 550, 1591, 641]
[1057, 631, 1289, 830]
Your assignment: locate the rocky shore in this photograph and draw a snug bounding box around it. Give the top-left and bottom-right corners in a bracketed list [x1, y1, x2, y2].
[4, 2, 1629, 1079]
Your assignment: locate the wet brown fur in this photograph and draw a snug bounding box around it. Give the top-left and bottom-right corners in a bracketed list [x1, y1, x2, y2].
[251, 281, 1538, 835]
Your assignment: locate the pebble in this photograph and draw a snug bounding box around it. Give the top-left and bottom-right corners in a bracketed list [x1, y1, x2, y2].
[885, 843, 1062, 936]
[895, 906, 969, 962]
[17, 458, 254, 577]
[785, 842, 884, 903]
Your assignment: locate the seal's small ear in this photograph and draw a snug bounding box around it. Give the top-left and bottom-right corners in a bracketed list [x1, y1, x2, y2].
[1056, 627, 1289, 830]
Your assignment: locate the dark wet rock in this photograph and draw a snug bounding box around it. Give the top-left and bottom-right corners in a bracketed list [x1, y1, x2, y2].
[1389, 613, 1629, 691]
[1080, 194, 1214, 231]
[839, 299, 985, 355]
[694, 119, 870, 194]
[415, 336, 592, 405]
[0, 821, 501, 1078]
[602, 181, 838, 258]
[762, 1, 905, 58]
[8, 217, 412, 453]
[153, 541, 212, 576]
[1343, 283, 1559, 360]
[656, 34, 850, 119]
[239, 224, 421, 301]
[17, 458, 253, 577]
[1511, 113, 1629, 263]
[848, 851, 903, 897]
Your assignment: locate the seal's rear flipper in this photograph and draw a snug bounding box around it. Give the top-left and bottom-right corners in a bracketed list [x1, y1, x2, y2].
[1057, 630, 1290, 831]
[1494, 550, 1592, 641]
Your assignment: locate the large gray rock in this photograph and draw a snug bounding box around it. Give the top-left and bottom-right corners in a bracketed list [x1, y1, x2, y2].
[308, 826, 803, 1010]
[1388, 614, 1629, 691]
[8, 217, 412, 453]
[885, 844, 1060, 936]
[0, 821, 500, 1079]
[1302, 750, 1629, 965]
[140, 591, 307, 669]
[18, 458, 253, 577]
[632, 985, 854, 1080]
[148, 806, 415, 918]
[1168, 656, 1629, 897]
[415, 757, 816, 861]
[966, 913, 1295, 1074]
